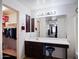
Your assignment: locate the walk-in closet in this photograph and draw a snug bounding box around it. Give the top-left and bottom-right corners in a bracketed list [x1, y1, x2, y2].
[2, 5, 18, 59]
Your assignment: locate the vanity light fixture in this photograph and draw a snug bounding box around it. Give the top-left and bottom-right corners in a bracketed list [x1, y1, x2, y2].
[52, 10, 56, 15]
[37, 8, 56, 16]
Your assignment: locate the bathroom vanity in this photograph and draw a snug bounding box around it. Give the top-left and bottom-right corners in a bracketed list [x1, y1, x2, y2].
[25, 15, 69, 59]
[25, 38, 69, 59]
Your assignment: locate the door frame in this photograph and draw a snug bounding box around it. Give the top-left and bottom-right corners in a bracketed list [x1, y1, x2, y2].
[2, 4, 19, 59]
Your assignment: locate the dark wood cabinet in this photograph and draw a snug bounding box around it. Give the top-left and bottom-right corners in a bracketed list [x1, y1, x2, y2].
[25, 41, 44, 59]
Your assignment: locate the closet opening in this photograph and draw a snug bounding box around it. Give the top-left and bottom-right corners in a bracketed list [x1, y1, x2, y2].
[2, 5, 18, 59]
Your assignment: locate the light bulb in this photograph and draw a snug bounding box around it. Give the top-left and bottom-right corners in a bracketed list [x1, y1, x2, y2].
[2, 6, 7, 11]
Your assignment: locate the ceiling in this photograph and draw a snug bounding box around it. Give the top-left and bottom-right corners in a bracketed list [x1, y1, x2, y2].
[2, 6, 16, 15]
[18, 0, 77, 9]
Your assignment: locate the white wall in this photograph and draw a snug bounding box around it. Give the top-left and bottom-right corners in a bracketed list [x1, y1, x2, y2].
[31, 3, 78, 59]
[66, 10, 77, 59]
[57, 16, 67, 38]
[0, 0, 2, 59]
[40, 17, 47, 37]
[3, 0, 31, 59]
[74, 14, 78, 59]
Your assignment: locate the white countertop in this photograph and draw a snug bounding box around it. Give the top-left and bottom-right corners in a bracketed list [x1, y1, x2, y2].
[25, 37, 69, 45]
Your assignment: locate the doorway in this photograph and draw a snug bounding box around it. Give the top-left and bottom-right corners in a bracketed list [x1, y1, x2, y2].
[2, 5, 19, 59]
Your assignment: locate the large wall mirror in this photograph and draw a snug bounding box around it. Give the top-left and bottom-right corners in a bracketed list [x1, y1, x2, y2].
[34, 15, 67, 38]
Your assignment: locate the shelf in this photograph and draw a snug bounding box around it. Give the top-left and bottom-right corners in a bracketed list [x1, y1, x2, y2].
[3, 48, 17, 57]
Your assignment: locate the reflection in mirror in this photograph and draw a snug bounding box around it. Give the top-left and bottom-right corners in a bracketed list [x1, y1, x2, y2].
[35, 15, 67, 38]
[48, 24, 57, 38]
[46, 17, 58, 38]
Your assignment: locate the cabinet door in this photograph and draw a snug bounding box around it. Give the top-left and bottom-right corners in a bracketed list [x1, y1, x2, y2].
[25, 41, 32, 57]
[25, 41, 44, 59]
[31, 42, 43, 59]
